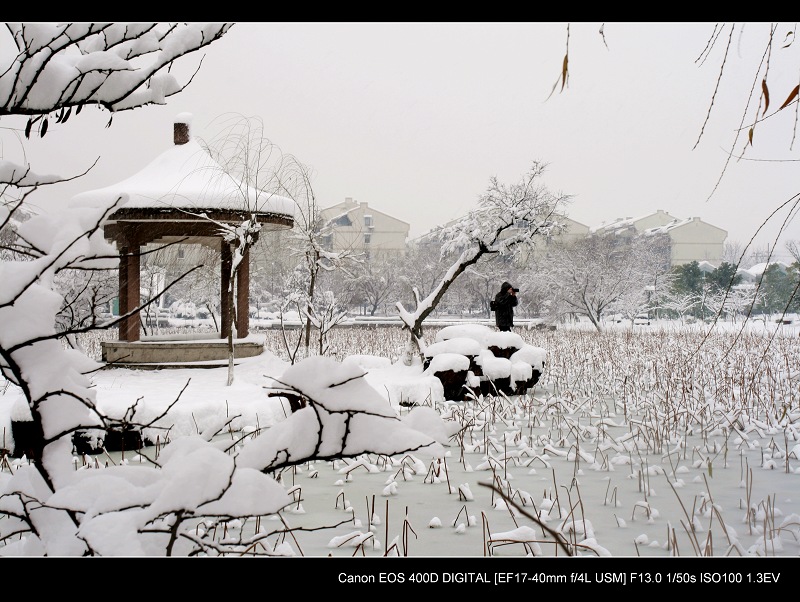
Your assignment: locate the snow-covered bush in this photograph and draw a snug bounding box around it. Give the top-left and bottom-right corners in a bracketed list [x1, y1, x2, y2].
[421, 324, 546, 400]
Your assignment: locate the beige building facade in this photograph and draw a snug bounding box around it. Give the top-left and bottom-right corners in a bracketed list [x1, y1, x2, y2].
[592, 209, 727, 267]
[644, 217, 728, 266]
[319, 197, 410, 257]
[315, 201, 727, 268]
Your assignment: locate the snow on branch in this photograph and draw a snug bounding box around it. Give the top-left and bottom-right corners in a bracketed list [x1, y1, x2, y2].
[238, 356, 447, 472]
[1, 23, 232, 122]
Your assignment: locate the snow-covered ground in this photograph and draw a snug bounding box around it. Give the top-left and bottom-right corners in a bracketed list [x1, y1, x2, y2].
[3, 318, 796, 561]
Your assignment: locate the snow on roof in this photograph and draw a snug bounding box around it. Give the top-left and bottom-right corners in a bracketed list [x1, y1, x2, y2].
[642, 217, 693, 235]
[69, 116, 295, 221]
[743, 261, 792, 279]
[589, 210, 672, 234]
[590, 215, 639, 234]
[592, 211, 726, 238]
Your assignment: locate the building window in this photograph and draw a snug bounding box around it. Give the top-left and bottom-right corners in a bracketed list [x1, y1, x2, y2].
[364, 233, 371, 245]
[334, 215, 352, 227]
[364, 214, 373, 228]
[178, 248, 185, 259]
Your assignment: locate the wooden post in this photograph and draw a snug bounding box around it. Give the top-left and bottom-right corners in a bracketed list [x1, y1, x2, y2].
[237, 246, 250, 338]
[220, 242, 233, 338]
[118, 242, 141, 342]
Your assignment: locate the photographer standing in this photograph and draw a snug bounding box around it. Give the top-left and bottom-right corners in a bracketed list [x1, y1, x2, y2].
[491, 281, 518, 332]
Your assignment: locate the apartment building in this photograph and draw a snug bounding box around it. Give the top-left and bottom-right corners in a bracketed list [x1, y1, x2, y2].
[318, 197, 410, 258]
[592, 209, 727, 266]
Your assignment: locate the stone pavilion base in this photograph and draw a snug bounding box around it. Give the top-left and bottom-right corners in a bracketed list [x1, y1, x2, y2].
[101, 335, 265, 369]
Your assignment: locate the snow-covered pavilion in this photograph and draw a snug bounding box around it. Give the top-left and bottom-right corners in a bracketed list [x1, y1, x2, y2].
[70, 113, 295, 366]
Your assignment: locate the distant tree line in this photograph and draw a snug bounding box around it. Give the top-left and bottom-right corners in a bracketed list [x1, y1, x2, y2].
[100, 226, 800, 335]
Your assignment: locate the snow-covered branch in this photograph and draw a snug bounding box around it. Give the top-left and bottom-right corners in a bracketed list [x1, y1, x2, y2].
[240, 356, 447, 472]
[1, 23, 232, 122]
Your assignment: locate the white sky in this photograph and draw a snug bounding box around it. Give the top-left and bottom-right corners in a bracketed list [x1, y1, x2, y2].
[18, 21, 800, 262]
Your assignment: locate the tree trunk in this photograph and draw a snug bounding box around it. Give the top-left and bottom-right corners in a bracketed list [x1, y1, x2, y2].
[304, 250, 319, 356]
[227, 280, 235, 386]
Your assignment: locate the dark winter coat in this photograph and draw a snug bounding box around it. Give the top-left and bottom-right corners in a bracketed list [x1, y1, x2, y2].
[491, 281, 518, 331]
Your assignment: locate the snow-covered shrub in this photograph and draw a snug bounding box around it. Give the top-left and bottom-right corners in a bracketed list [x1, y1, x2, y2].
[424, 353, 472, 401]
[510, 344, 547, 371]
[477, 351, 514, 395]
[423, 337, 482, 371]
[510, 344, 546, 389]
[485, 331, 525, 359]
[435, 324, 493, 347]
[424, 324, 547, 400]
[511, 361, 534, 395]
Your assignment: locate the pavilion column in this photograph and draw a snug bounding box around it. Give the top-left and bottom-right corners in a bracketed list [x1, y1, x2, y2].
[236, 247, 250, 338]
[118, 243, 141, 342]
[220, 242, 233, 338]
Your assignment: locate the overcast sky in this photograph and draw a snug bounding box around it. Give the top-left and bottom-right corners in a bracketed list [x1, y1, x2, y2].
[18, 21, 800, 262]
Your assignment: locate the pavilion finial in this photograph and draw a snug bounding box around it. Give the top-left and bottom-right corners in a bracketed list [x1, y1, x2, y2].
[173, 112, 193, 145]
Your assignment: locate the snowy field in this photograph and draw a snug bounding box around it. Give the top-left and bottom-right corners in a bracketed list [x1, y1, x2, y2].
[2, 317, 797, 564]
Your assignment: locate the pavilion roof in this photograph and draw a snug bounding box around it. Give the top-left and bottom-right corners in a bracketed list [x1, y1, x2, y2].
[70, 115, 296, 225]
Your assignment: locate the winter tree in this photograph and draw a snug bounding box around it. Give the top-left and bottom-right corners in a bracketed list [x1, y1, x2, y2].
[722, 285, 759, 323]
[533, 232, 671, 331]
[0, 22, 231, 554]
[0, 23, 453, 556]
[396, 238, 450, 313]
[196, 113, 299, 384]
[353, 253, 404, 317]
[756, 263, 800, 317]
[276, 163, 362, 361]
[396, 161, 569, 362]
[659, 291, 702, 324]
[660, 260, 744, 322]
[785, 240, 800, 271]
[721, 240, 747, 267]
[1, 21, 234, 448]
